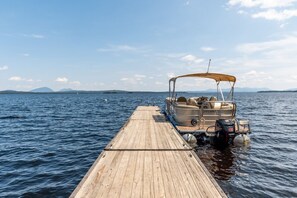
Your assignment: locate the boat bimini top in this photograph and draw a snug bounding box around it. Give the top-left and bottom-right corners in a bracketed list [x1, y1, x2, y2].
[169, 72, 236, 83]
[169, 72, 236, 101]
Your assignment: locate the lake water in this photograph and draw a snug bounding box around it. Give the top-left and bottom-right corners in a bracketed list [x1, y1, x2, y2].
[0, 93, 296, 197]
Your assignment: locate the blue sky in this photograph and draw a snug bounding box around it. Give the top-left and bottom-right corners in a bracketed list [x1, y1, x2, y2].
[1, 0, 297, 91]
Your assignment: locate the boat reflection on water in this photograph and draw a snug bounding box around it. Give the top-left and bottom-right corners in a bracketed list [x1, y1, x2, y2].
[195, 144, 250, 181]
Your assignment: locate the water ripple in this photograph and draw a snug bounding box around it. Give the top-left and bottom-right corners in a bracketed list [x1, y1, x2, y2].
[0, 93, 296, 197]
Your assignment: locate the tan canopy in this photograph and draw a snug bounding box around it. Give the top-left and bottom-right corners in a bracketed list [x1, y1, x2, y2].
[170, 72, 236, 83]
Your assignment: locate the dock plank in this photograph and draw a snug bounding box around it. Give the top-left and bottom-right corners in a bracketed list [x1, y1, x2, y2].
[70, 106, 226, 198]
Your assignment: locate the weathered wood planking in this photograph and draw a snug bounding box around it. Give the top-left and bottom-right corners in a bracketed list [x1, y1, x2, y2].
[70, 106, 226, 198]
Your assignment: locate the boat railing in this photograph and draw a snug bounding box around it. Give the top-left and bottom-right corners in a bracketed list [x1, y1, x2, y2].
[166, 97, 236, 117]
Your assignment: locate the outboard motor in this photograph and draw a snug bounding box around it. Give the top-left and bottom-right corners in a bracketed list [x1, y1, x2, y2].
[213, 119, 235, 148]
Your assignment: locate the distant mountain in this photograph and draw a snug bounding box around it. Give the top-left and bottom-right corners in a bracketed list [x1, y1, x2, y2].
[31, 87, 54, 93]
[258, 88, 297, 93]
[102, 90, 129, 94]
[59, 88, 74, 92]
[0, 90, 23, 94]
[258, 90, 297, 93]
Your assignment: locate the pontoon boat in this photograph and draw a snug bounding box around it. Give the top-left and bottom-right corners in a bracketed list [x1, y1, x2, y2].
[165, 72, 251, 147]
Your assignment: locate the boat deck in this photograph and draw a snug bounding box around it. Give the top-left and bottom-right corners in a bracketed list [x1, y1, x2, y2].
[70, 106, 226, 198]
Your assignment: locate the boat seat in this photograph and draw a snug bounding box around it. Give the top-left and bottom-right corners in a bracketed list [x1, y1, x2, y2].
[209, 96, 217, 108]
[201, 102, 211, 109]
[177, 96, 187, 103]
[221, 103, 234, 109]
[212, 102, 222, 110]
[209, 96, 217, 101]
[197, 96, 208, 107]
[187, 98, 198, 106]
[197, 96, 208, 103]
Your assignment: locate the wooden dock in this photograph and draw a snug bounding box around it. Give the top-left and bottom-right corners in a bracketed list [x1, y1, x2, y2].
[70, 106, 226, 198]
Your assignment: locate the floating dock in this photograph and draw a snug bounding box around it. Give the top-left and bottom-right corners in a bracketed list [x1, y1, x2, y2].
[70, 106, 226, 198]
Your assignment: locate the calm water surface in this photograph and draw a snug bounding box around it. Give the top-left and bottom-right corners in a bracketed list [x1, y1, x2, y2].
[0, 93, 296, 197]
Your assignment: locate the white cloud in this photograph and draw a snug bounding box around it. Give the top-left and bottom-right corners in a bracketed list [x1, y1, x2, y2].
[180, 54, 204, 64]
[69, 81, 81, 85]
[115, 45, 136, 51]
[157, 53, 186, 59]
[9, 76, 22, 81]
[23, 34, 45, 39]
[55, 77, 68, 83]
[120, 74, 146, 84]
[252, 9, 297, 20]
[228, 0, 297, 21]
[120, 77, 129, 81]
[134, 74, 146, 80]
[291, 75, 297, 79]
[228, 0, 297, 9]
[120, 78, 138, 85]
[181, 54, 196, 62]
[286, 75, 297, 83]
[200, 47, 216, 52]
[245, 70, 266, 76]
[22, 53, 30, 57]
[97, 45, 140, 52]
[55, 77, 81, 87]
[220, 34, 297, 89]
[237, 10, 248, 14]
[237, 70, 272, 85]
[280, 23, 289, 28]
[167, 72, 175, 78]
[236, 35, 297, 54]
[0, 65, 8, 71]
[155, 81, 164, 85]
[8, 76, 39, 82]
[32, 34, 45, 39]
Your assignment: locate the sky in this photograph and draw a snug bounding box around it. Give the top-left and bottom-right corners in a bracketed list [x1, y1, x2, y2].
[1, 0, 297, 91]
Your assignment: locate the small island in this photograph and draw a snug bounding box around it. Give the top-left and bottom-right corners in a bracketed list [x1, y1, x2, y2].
[258, 90, 297, 93]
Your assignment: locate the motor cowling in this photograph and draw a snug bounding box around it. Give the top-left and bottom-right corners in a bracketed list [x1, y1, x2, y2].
[213, 119, 235, 148]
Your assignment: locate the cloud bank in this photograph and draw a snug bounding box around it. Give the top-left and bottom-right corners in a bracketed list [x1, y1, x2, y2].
[228, 0, 297, 21]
